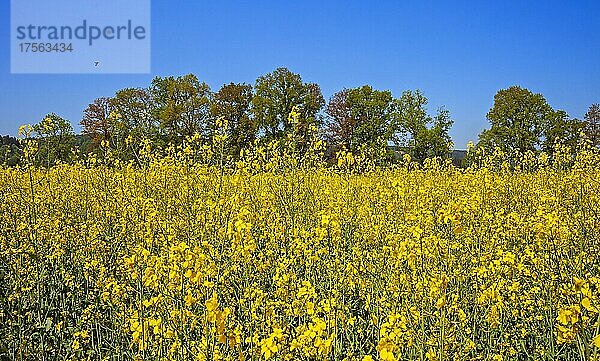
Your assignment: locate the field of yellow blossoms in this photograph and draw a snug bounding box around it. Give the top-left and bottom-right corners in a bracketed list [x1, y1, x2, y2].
[1, 147, 600, 360]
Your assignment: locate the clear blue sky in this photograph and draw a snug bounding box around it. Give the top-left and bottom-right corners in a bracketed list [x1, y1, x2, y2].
[1, 0, 599, 148]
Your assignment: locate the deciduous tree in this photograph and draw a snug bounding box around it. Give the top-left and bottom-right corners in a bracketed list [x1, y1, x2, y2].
[33, 113, 75, 166]
[252, 68, 324, 142]
[325, 86, 396, 160]
[479, 86, 560, 153]
[542, 111, 584, 152]
[584, 103, 600, 146]
[210, 83, 255, 157]
[81, 97, 115, 147]
[394, 90, 454, 162]
[151, 74, 212, 144]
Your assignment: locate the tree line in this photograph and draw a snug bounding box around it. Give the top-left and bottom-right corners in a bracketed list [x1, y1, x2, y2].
[1, 68, 599, 167]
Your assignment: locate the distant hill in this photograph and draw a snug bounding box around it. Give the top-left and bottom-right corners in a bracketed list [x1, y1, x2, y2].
[452, 150, 467, 160]
[451, 150, 467, 167]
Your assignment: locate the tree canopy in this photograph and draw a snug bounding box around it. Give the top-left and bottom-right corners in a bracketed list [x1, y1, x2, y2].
[19, 70, 600, 168]
[478, 86, 582, 154]
[252, 68, 324, 141]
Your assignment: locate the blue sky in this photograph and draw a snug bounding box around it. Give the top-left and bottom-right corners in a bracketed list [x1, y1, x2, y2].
[1, 0, 599, 148]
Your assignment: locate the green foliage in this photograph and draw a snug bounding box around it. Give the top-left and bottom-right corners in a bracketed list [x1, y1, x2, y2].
[326, 87, 454, 164]
[31, 113, 75, 167]
[252, 68, 324, 142]
[81, 88, 161, 163]
[151, 74, 212, 144]
[0, 135, 22, 166]
[584, 103, 600, 147]
[542, 111, 585, 152]
[7, 70, 460, 168]
[113, 87, 161, 160]
[346, 86, 396, 159]
[326, 86, 397, 161]
[210, 83, 255, 157]
[478, 86, 579, 154]
[394, 90, 454, 162]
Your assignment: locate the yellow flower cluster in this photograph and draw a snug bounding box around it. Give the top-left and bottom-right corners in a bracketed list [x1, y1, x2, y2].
[1, 148, 600, 360]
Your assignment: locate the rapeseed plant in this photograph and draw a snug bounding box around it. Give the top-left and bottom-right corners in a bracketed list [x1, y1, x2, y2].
[0, 135, 599, 360]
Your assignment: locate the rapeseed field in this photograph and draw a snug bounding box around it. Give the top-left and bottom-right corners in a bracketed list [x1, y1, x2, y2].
[1, 146, 599, 360]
